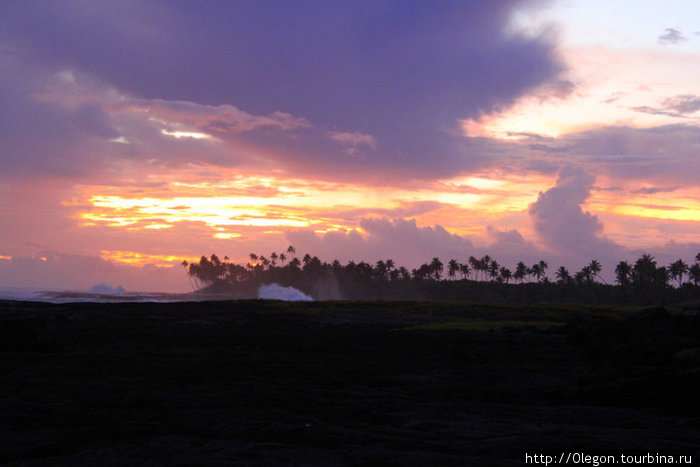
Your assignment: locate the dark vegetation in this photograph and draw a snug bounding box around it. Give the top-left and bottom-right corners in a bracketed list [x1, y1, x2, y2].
[2, 299, 699, 465]
[183, 247, 700, 305]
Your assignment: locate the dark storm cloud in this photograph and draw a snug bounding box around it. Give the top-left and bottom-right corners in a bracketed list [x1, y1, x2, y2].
[0, 0, 565, 181]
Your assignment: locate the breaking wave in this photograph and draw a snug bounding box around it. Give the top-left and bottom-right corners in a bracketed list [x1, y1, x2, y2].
[257, 283, 313, 301]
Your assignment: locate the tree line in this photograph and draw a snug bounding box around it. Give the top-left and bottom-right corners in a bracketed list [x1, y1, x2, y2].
[182, 247, 700, 304]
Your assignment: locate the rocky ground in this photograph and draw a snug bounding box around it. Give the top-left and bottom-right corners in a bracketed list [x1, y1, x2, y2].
[1, 300, 699, 466]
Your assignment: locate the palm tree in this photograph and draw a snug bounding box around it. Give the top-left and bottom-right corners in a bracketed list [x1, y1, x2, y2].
[430, 257, 444, 280]
[588, 259, 603, 283]
[389, 268, 399, 281]
[289, 257, 301, 270]
[615, 261, 632, 287]
[689, 263, 700, 286]
[286, 245, 296, 257]
[488, 260, 500, 281]
[514, 262, 528, 283]
[538, 260, 548, 281]
[499, 267, 512, 283]
[181, 260, 197, 290]
[459, 263, 471, 280]
[632, 254, 657, 288]
[413, 263, 432, 280]
[656, 266, 670, 288]
[479, 255, 491, 281]
[530, 263, 543, 282]
[576, 265, 593, 285]
[374, 260, 388, 281]
[385, 259, 395, 274]
[447, 259, 459, 280]
[669, 259, 689, 287]
[468, 256, 480, 281]
[555, 266, 571, 285]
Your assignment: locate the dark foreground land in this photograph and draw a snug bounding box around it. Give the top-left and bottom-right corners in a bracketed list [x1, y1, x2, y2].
[1, 300, 700, 466]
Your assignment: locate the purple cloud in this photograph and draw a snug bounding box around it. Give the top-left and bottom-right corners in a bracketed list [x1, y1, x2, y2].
[0, 0, 566, 182]
[528, 166, 620, 261]
[632, 94, 700, 118]
[658, 28, 687, 45]
[631, 186, 679, 195]
[285, 217, 474, 268]
[523, 125, 700, 185]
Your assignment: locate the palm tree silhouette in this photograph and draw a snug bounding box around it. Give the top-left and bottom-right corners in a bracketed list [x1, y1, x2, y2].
[588, 259, 604, 283]
[499, 267, 512, 283]
[459, 262, 471, 280]
[468, 256, 480, 281]
[669, 259, 689, 287]
[375, 260, 388, 281]
[430, 257, 444, 280]
[689, 263, 700, 286]
[514, 262, 528, 283]
[479, 255, 491, 281]
[615, 261, 631, 287]
[555, 266, 571, 285]
[386, 259, 395, 274]
[488, 260, 500, 282]
[575, 265, 593, 285]
[530, 263, 543, 282]
[447, 259, 459, 280]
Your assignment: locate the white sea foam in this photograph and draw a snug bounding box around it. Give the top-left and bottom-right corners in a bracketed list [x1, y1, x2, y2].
[258, 283, 313, 301]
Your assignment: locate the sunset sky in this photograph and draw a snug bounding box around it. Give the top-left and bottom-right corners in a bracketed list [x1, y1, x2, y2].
[1, 0, 699, 292]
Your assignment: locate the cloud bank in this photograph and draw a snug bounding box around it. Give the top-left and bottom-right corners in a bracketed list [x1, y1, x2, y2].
[0, 0, 568, 183]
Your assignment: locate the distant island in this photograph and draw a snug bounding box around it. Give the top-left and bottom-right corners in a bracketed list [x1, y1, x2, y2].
[182, 247, 700, 305]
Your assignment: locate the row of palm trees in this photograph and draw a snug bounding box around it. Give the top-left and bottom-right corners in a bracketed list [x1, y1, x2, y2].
[182, 247, 700, 291]
[614, 253, 700, 289]
[443, 256, 550, 284]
